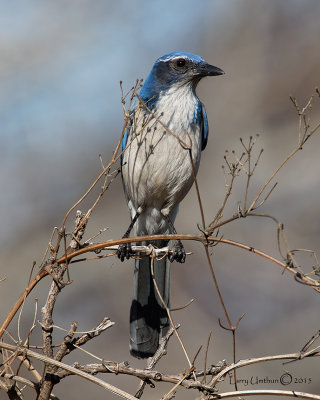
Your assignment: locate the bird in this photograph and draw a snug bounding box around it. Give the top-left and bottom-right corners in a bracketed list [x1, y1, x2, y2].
[118, 52, 224, 358]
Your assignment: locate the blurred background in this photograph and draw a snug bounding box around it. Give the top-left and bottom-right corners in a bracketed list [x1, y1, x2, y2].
[1, 0, 320, 398]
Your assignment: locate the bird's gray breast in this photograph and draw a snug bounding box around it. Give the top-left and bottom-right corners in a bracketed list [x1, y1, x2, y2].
[122, 88, 202, 213]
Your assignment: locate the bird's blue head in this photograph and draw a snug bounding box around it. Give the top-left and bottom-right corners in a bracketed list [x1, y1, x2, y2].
[139, 52, 224, 105]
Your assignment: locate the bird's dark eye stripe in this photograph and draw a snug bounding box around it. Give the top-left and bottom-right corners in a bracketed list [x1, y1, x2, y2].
[176, 58, 186, 67]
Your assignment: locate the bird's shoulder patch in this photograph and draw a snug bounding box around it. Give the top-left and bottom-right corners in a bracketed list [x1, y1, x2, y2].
[194, 101, 209, 151]
[201, 103, 209, 151]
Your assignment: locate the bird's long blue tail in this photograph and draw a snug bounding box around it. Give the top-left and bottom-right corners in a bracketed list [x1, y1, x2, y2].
[129, 241, 170, 358]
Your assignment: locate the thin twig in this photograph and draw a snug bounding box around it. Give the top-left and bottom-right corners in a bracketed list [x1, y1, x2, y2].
[202, 331, 212, 384]
[149, 255, 196, 380]
[0, 342, 137, 400]
[135, 325, 177, 398]
[215, 389, 320, 399]
[209, 350, 320, 387]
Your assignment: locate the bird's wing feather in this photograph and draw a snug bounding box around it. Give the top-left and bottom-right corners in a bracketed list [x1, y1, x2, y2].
[121, 128, 129, 157]
[201, 102, 209, 151]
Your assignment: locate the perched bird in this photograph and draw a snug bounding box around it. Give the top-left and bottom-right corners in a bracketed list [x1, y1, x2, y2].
[118, 52, 224, 358]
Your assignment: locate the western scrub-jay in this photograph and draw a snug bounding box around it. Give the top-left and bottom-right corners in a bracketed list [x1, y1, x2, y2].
[118, 52, 224, 358]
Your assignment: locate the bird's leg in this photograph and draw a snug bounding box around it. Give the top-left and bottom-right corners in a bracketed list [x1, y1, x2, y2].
[118, 208, 142, 262]
[163, 214, 186, 263]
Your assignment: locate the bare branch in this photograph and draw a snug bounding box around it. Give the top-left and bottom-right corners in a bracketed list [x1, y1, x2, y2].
[209, 351, 320, 387]
[135, 325, 177, 398]
[0, 342, 137, 400]
[215, 389, 320, 399]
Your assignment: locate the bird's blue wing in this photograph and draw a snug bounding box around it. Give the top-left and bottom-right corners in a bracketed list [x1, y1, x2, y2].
[121, 128, 128, 157]
[200, 102, 209, 151]
[121, 109, 134, 167]
[120, 129, 128, 171]
[121, 95, 138, 166]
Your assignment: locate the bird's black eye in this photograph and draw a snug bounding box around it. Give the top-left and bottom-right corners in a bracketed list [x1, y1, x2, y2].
[176, 58, 186, 67]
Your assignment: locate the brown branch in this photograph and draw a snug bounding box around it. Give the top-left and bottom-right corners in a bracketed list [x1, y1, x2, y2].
[52, 318, 115, 366]
[214, 389, 320, 399]
[0, 267, 48, 339]
[0, 339, 223, 396]
[203, 246, 232, 327]
[54, 321, 78, 362]
[0, 342, 137, 400]
[207, 207, 282, 235]
[202, 331, 212, 384]
[1, 374, 60, 399]
[1, 335, 319, 397]
[52, 81, 142, 258]
[209, 351, 320, 387]
[1, 231, 319, 341]
[135, 325, 177, 398]
[210, 153, 239, 229]
[1, 373, 38, 394]
[39, 263, 67, 400]
[60, 108, 127, 229]
[53, 349, 319, 398]
[58, 361, 219, 393]
[246, 101, 320, 213]
[71, 317, 114, 349]
[149, 256, 197, 381]
[16, 355, 42, 384]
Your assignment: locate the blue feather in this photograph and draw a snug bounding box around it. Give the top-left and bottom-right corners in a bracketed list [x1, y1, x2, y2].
[201, 103, 209, 151]
[121, 128, 128, 153]
[192, 101, 209, 151]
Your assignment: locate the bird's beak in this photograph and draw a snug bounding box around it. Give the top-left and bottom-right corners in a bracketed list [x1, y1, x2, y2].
[199, 63, 225, 77]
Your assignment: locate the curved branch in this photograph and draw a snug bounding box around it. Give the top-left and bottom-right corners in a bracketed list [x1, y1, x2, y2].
[213, 389, 320, 400]
[0, 268, 48, 339]
[1, 233, 318, 340]
[210, 352, 320, 387]
[216, 389, 320, 399]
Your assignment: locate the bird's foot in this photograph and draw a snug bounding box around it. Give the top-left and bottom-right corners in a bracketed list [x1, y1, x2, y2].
[117, 242, 133, 262]
[168, 241, 186, 263]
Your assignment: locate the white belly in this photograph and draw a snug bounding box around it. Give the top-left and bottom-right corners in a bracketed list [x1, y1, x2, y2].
[121, 87, 203, 235]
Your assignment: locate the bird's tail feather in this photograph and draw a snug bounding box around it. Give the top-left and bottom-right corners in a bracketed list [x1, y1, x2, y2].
[129, 241, 170, 358]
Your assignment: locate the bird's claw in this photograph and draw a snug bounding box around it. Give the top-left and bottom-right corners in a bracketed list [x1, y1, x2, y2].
[168, 242, 186, 263]
[117, 243, 133, 262]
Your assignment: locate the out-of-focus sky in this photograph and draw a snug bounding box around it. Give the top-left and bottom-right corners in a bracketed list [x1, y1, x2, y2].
[1, 1, 320, 399]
